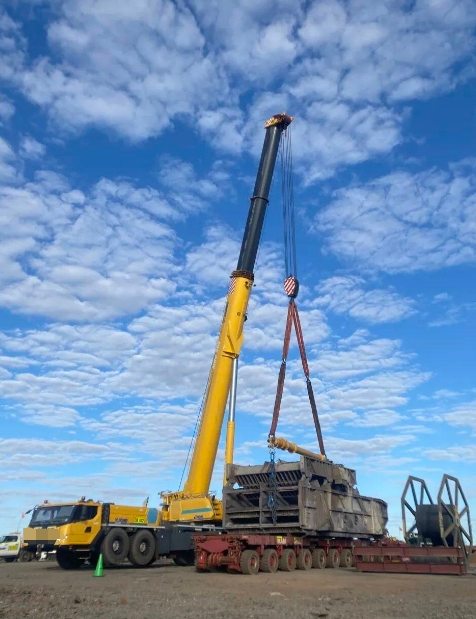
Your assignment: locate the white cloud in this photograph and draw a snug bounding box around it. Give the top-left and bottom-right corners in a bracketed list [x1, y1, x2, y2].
[0, 8, 25, 82]
[0, 96, 14, 123]
[348, 409, 405, 427]
[1, 1, 474, 180]
[425, 445, 476, 462]
[442, 399, 476, 432]
[0, 135, 17, 180]
[325, 433, 416, 460]
[315, 161, 476, 273]
[314, 276, 416, 323]
[0, 157, 234, 320]
[198, 0, 476, 179]
[184, 226, 240, 286]
[18, 0, 228, 141]
[0, 437, 132, 470]
[311, 338, 416, 381]
[191, 0, 302, 84]
[296, 0, 475, 104]
[19, 135, 46, 159]
[428, 290, 476, 326]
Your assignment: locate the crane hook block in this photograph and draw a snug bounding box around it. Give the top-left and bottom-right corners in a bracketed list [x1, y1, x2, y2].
[284, 276, 299, 298]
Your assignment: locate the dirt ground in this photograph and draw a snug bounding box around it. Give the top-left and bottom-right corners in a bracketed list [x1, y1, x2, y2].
[1, 560, 475, 619]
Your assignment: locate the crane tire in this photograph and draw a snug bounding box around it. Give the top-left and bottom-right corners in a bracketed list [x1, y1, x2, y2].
[173, 550, 195, 566]
[101, 528, 129, 566]
[56, 548, 83, 570]
[128, 530, 155, 567]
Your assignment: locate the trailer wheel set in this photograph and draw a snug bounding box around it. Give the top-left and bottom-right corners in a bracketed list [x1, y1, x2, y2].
[193, 534, 356, 575]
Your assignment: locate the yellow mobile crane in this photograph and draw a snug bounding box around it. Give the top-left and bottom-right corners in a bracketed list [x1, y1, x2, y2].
[160, 112, 293, 524]
[47, 113, 292, 570]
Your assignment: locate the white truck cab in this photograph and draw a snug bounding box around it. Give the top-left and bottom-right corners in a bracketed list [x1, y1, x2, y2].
[0, 533, 22, 562]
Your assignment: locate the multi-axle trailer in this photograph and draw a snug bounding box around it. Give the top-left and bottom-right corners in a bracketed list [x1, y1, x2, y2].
[193, 455, 388, 574]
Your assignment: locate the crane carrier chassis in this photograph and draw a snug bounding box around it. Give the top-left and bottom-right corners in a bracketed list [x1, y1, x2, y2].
[193, 456, 388, 574]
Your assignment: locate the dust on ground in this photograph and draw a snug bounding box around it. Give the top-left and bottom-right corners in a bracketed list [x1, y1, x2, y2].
[1, 560, 475, 619]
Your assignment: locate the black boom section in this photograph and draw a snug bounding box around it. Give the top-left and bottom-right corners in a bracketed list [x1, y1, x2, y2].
[237, 116, 292, 274]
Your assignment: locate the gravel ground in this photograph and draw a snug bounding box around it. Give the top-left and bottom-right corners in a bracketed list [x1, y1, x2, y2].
[1, 560, 475, 619]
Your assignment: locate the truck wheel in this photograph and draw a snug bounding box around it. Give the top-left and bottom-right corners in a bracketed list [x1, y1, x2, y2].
[296, 548, 312, 570]
[18, 550, 33, 563]
[278, 548, 296, 572]
[194, 550, 209, 572]
[342, 549, 353, 568]
[260, 549, 278, 573]
[128, 530, 155, 567]
[311, 548, 326, 569]
[240, 549, 260, 575]
[101, 528, 129, 566]
[56, 549, 83, 570]
[326, 549, 340, 569]
[173, 550, 195, 566]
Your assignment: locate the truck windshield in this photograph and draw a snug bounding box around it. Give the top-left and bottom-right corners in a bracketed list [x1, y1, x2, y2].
[0, 535, 18, 543]
[29, 505, 76, 527]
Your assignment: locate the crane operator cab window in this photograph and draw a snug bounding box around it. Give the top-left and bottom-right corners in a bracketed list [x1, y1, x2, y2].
[28, 504, 98, 527]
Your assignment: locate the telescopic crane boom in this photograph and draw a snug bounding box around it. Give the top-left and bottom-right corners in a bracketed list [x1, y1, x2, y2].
[161, 113, 293, 523]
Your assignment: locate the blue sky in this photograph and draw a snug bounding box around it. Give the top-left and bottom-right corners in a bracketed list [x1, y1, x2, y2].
[0, 0, 475, 538]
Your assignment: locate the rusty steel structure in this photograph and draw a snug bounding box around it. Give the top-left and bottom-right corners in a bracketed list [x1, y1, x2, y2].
[354, 473, 473, 576]
[353, 540, 468, 575]
[193, 455, 388, 574]
[222, 457, 388, 537]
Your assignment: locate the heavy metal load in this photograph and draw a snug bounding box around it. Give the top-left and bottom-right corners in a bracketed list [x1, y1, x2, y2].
[401, 474, 472, 554]
[193, 453, 388, 574]
[353, 473, 473, 575]
[222, 457, 388, 538]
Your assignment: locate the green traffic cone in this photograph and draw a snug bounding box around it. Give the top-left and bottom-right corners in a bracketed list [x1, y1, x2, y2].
[93, 553, 104, 577]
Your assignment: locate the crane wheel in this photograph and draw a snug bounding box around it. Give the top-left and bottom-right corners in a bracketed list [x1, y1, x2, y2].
[240, 549, 260, 575]
[56, 548, 83, 570]
[260, 549, 278, 573]
[128, 530, 155, 567]
[311, 548, 326, 569]
[173, 550, 195, 566]
[278, 548, 296, 572]
[342, 549, 353, 568]
[326, 549, 340, 569]
[296, 548, 312, 570]
[101, 528, 129, 566]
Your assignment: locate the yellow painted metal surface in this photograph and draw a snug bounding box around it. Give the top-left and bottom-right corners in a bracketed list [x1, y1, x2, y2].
[270, 437, 325, 461]
[53, 502, 162, 548]
[223, 420, 235, 485]
[183, 275, 252, 497]
[162, 495, 222, 523]
[55, 519, 101, 547]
